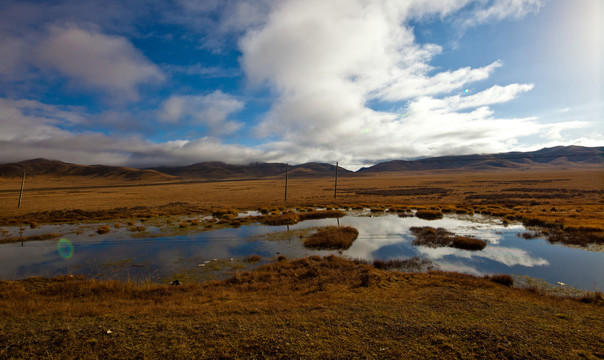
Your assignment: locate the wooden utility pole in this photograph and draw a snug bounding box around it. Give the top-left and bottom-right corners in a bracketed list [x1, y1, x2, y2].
[334, 161, 338, 199]
[284, 163, 289, 203]
[18, 171, 25, 208]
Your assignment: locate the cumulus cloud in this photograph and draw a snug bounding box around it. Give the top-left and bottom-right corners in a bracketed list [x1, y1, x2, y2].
[37, 24, 164, 100]
[238, 0, 551, 166]
[158, 91, 245, 135]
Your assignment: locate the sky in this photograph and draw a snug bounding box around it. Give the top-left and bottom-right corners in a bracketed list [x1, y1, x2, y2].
[0, 0, 601, 170]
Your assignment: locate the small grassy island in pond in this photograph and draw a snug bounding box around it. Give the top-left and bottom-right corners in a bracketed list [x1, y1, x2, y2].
[304, 226, 359, 249]
[411, 226, 487, 251]
[415, 210, 444, 220]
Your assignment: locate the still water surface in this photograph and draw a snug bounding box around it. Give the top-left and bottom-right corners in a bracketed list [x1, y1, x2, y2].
[1, 212, 602, 290]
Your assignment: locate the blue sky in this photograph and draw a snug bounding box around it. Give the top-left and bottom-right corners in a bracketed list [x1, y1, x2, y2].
[0, 0, 601, 170]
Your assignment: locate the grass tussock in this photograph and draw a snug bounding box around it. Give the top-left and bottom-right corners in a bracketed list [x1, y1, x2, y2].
[410, 226, 487, 251]
[96, 225, 111, 234]
[303, 226, 359, 250]
[415, 210, 444, 220]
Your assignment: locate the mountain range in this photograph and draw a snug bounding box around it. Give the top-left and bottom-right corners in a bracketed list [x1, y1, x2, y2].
[0, 146, 601, 181]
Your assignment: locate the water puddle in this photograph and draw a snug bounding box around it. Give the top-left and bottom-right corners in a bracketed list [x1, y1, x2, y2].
[0, 212, 602, 290]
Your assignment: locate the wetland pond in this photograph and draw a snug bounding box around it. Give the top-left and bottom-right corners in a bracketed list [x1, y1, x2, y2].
[1, 210, 602, 291]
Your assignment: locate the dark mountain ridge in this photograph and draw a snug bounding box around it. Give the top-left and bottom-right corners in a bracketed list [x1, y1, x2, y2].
[0, 146, 601, 181]
[357, 146, 603, 173]
[0, 158, 176, 181]
[151, 161, 351, 179]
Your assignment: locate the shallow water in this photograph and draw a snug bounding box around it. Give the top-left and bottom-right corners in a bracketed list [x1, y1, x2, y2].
[1, 212, 602, 290]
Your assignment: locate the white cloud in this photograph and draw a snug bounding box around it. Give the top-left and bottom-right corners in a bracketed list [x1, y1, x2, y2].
[238, 0, 552, 165]
[417, 83, 536, 112]
[37, 24, 164, 100]
[464, 0, 543, 26]
[158, 91, 245, 136]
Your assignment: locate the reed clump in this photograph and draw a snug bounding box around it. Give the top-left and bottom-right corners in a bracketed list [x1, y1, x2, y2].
[303, 226, 359, 250]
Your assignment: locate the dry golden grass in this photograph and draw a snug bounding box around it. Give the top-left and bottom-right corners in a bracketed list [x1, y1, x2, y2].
[410, 226, 487, 251]
[0, 168, 602, 246]
[0, 256, 602, 359]
[304, 226, 359, 249]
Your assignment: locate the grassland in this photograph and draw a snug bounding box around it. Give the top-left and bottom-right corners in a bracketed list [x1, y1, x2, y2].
[0, 256, 602, 359]
[0, 168, 603, 358]
[0, 168, 601, 246]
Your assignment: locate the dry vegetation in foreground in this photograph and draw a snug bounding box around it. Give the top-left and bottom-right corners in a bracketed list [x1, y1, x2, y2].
[0, 256, 602, 359]
[303, 226, 359, 249]
[411, 226, 487, 251]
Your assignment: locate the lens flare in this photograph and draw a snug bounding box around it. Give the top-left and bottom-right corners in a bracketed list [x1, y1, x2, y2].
[464, 89, 470, 93]
[57, 238, 73, 259]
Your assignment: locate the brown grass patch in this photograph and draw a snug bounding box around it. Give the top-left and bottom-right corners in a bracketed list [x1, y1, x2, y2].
[304, 226, 359, 249]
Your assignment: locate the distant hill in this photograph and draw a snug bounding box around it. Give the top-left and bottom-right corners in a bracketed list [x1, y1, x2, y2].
[1, 146, 601, 182]
[357, 146, 603, 173]
[151, 161, 351, 179]
[0, 159, 177, 182]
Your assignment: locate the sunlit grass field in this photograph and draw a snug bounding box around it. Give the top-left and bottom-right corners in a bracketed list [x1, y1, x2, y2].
[0, 256, 602, 359]
[0, 168, 602, 358]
